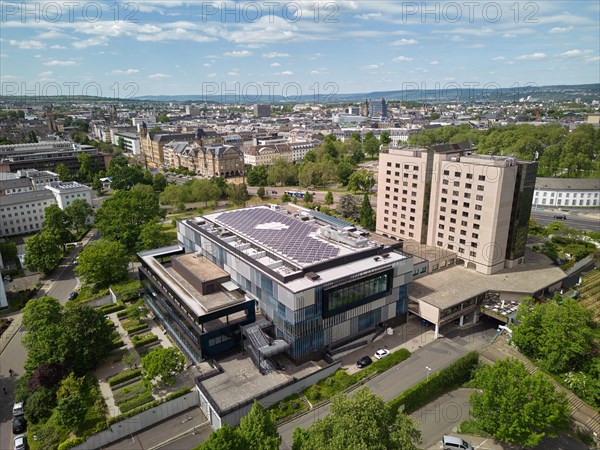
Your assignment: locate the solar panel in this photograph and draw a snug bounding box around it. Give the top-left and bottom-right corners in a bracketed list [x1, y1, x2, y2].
[214, 208, 341, 265]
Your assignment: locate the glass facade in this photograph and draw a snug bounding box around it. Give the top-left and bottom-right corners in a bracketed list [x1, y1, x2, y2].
[323, 270, 393, 318]
[506, 161, 538, 261]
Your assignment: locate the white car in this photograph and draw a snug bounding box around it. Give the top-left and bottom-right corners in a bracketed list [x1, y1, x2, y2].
[374, 349, 390, 360]
[14, 434, 26, 450]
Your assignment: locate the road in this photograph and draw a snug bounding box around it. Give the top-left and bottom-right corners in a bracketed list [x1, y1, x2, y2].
[278, 338, 470, 449]
[531, 210, 600, 233]
[0, 234, 92, 450]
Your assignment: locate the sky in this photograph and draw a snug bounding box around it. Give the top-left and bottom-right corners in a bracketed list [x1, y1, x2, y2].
[0, 0, 599, 99]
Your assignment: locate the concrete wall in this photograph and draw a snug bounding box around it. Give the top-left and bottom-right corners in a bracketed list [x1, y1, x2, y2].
[85, 294, 113, 309]
[72, 392, 200, 450]
[201, 361, 341, 430]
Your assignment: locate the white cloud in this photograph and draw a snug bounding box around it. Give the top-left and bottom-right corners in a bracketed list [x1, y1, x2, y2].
[549, 26, 573, 33]
[516, 52, 546, 61]
[203, 63, 211, 67]
[38, 71, 53, 77]
[262, 51, 290, 58]
[227, 71, 239, 76]
[148, 73, 171, 79]
[73, 37, 108, 49]
[207, 73, 217, 78]
[391, 39, 418, 46]
[430, 60, 440, 65]
[112, 69, 140, 75]
[270, 62, 281, 67]
[44, 59, 77, 66]
[392, 56, 413, 62]
[493, 56, 506, 61]
[361, 64, 382, 70]
[309, 53, 323, 60]
[223, 50, 252, 57]
[275, 71, 294, 76]
[450, 36, 465, 43]
[50, 45, 66, 49]
[558, 49, 582, 58]
[355, 12, 382, 20]
[584, 56, 600, 63]
[310, 68, 329, 75]
[503, 33, 517, 38]
[9, 40, 45, 49]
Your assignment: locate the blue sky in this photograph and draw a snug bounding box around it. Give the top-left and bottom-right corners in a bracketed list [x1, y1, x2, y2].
[1, 1, 599, 98]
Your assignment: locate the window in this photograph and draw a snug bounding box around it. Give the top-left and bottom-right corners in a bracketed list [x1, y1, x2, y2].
[460, 230, 467, 236]
[474, 214, 481, 220]
[455, 172, 461, 177]
[442, 188, 448, 194]
[463, 202, 470, 208]
[453, 190, 459, 196]
[471, 242, 478, 248]
[466, 173, 473, 179]
[476, 195, 483, 201]
[464, 193, 471, 199]
[439, 224, 445, 230]
[452, 200, 458, 205]
[448, 235, 454, 241]
[460, 239, 466, 245]
[470, 251, 476, 257]
[443, 170, 450, 176]
[442, 179, 449, 185]
[478, 175, 485, 181]
[461, 220, 467, 226]
[472, 233, 479, 239]
[438, 232, 444, 238]
[462, 212, 469, 217]
[477, 185, 484, 191]
[465, 183, 472, 189]
[473, 224, 480, 230]
[449, 226, 455, 232]
[448, 244, 454, 250]
[440, 206, 446, 212]
[451, 209, 457, 214]
[475, 204, 482, 211]
[440, 215, 446, 221]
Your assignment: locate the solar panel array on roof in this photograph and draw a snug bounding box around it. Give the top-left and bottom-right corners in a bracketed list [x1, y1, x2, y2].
[310, 210, 354, 229]
[214, 208, 340, 265]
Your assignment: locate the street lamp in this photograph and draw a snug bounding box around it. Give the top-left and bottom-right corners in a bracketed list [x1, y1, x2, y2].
[425, 366, 432, 382]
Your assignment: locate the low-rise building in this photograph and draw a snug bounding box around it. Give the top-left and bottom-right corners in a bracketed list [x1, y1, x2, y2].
[533, 178, 600, 208]
[44, 181, 92, 209]
[163, 143, 244, 178]
[0, 190, 55, 236]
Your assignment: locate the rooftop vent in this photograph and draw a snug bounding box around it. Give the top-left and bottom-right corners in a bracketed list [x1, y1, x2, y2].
[374, 257, 381, 261]
[382, 253, 390, 258]
[305, 272, 320, 281]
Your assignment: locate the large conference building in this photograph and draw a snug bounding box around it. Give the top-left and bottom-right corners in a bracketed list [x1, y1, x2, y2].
[139, 205, 413, 365]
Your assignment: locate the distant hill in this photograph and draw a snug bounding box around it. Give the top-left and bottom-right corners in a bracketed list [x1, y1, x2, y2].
[133, 83, 600, 104]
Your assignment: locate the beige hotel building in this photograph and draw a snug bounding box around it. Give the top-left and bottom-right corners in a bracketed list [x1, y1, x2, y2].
[377, 144, 537, 275]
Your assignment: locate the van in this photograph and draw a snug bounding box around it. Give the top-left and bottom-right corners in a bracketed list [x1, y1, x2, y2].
[442, 435, 473, 450]
[12, 401, 24, 417]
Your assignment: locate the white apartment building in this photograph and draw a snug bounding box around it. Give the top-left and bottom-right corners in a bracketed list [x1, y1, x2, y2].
[16, 169, 59, 190]
[111, 131, 141, 155]
[534, 178, 600, 208]
[0, 190, 56, 236]
[377, 145, 537, 275]
[44, 181, 93, 210]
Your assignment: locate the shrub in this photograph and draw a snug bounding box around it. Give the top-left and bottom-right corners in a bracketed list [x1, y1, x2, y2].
[268, 394, 307, 422]
[116, 310, 128, 319]
[108, 369, 142, 387]
[126, 323, 149, 335]
[389, 351, 479, 415]
[132, 333, 158, 348]
[98, 303, 125, 314]
[118, 393, 154, 413]
[107, 388, 191, 425]
[113, 382, 149, 405]
[57, 436, 86, 450]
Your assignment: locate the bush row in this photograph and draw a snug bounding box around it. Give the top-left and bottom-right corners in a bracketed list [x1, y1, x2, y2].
[388, 351, 480, 416]
[119, 393, 155, 413]
[268, 393, 307, 422]
[117, 310, 128, 319]
[107, 388, 191, 425]
[126, 323, 149, 335]
[113, 382, 150, 405]
[108, 369, 142, 387]
[57, 436, 86, 450]
[132, 333, 159, 348]
[98, 303, 125, 314]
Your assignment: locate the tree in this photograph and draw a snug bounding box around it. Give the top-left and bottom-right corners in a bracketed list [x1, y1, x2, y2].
[324, 191, 334, 205]
[118, 136, 126, 151]
[125, 298, 149, 323]
[64, 199, 93, 233]
[23, 387, 56, 425]
[304, 191, 314, 203]
[246, 165, 269, 186]
[227, 183, 249, 207]
[281, 192, 291, 203]
[60, 305, 115, 374]
[257, 186, 266, 199]
[75, 240, 129, 287]
[156, 113, 169, 123]
[0, 240, 18, 263]
[23, 232, 62, 275]
[363, 132, 380, 158]
[336, 160, 355, 186]
[268, 158, 297, 186]
[347, 169, 375, 193]
[359, 194, 376, 231]
[512, 298, 594, 373]
[293, 388, 421, 450]
[191, 179, 221, 206]
[470, 358, 569, 447]
[137, 221, 172, 251]
[92, 175, 104, 195]
[42, 204, 74, 246]
[55, 163, 71, 182]
[142, 347, 185, 386]
[200, 424, 248, 450]
[237, 401, 281, 450]
[379, 131, 391, 145]
[160, 184, 192, 206]
[337, 194, 359, 221]
[22, 296, 63, 333]
[77, 152, 93, 182]
[28, 362, 66, 391]
[94, 189, 161, 253]
[108, 164, 148, 190]
[122, 352, 138, 370]
[152, 172, 167, 192]
[56, 394, 87, 429]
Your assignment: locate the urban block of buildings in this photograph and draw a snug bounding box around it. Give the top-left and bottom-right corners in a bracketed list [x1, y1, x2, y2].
[533, 177, 600, 208]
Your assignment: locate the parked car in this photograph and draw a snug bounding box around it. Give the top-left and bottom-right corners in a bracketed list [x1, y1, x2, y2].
[553, 215, 567, 220]
[12, 401, 24, 417]
[374, 349, 390, 360]
[442, 435, 473, 450]
[14, 434, 27, 450]
[356, 356, 373, 368]
[12, 416, 26, 434]
[68, 291, 79, 301]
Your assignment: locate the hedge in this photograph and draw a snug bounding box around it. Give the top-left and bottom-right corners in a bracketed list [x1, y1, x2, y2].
[121, 320, 147, 332]
[119, 393, 154, 413]
[388, 351, 480, 416]
[132, 333, 158, 348]
[99, 303, 125, 314]
[57, 436, 86, 450]
[268, 393, 307, 422]
[126, 323, 149, 335]
[113, 382, 150, 405]
[117, 310, 128, 319]
[107, 388, 192, 424]
[108, 369, 142, 387]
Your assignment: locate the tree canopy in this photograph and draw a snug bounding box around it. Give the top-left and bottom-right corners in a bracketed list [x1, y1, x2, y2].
[142, 347, 185, 386]
[470, 358, 569, 447]
[293, 387, 421, 450]
[23, 232, 63, 275]
[75, 239, 130, 288]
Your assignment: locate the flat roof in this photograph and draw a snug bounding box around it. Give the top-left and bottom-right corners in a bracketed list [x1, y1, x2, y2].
[0, 189, 54, 207]
[410, 249, 566, 310]
[535, 177, 600, 191]
[174, 253, 229, 282]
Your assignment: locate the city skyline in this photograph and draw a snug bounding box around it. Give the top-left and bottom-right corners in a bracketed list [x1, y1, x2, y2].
[1, 1, 599, 97]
